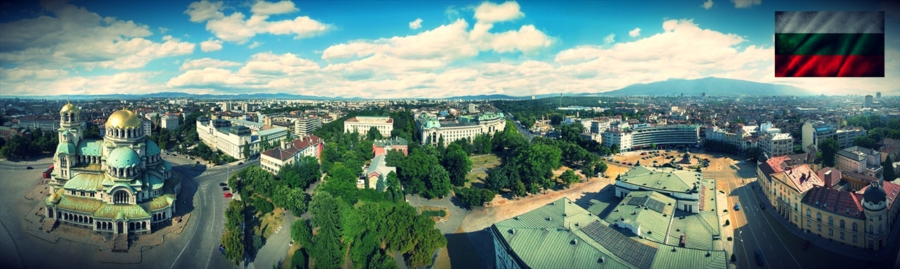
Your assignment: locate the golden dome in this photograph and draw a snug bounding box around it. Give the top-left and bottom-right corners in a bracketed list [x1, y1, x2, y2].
[60, 103, 78, 113]
[106, 108, 142, 129]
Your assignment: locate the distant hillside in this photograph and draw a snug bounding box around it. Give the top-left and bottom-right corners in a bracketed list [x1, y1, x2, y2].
[600, 77, 814, 96]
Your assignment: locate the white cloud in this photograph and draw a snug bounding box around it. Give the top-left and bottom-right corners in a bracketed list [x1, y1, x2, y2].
[180, 58, 241, 70]
[1, 71, 165, 96]
[409, 18, 422, 29]
[159, 27, 169, 33]
[0, 1, 194, 70]
[185, 0, 331, 44]
[702, 0, 714, 9]
[473, 1, 525, 23]
[251, 0, 299, 15]
[200, 38, 224, 52]
[0, 67, 69, 82]
[731, 0, 760, 8]
[184, 0, 225, 22]
[629, 28, 641, 37]
[248, 41, 263, 49]
[603, 33, 615, 44]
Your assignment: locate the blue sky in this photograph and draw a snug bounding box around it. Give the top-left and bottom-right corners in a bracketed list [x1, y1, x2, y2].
[1, 0, 898, 98]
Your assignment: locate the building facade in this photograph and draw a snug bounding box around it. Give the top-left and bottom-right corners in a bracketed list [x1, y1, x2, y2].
[373, 137, 408, 156]
[44, 105, 180, 236]
[602, 124, 699, 151]
[294, 117, 323, 137]
[837, 146, 883, 180]
[160, 115, 179, 130]
[344, 116, 393, 137]
[800, 181, 900, 250]
[417, 112, 505, 146]
[760, 132, 793, 157]
[196, 116, 289, 160]
[802, 121, 866, 153]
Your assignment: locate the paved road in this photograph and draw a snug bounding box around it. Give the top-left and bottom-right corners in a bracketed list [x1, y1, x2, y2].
[249, 214, 296, 269]
[165, 158, 259, 269]
[505, 114, 535, 141]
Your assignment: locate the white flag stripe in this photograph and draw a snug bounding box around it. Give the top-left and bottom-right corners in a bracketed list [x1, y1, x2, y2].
[775, 11, 884, 34]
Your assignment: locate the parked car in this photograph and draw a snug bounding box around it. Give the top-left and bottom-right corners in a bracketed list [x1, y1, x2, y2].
[26, 166, 33, 170]
[222, 187, 230, 191]
[238, 162, 243, 165]
[734, 203, 740, 211]
[219, 182, 227, 186]
[759, 203, 765, 210]
[801, 240, 810, 250]
[224, 192, 233, 198]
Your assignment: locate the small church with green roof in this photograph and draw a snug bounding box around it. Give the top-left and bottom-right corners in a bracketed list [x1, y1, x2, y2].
[45, 103, 180, 236]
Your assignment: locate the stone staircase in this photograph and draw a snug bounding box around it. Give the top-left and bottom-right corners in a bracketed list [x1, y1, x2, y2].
[112, 235, 129, 252]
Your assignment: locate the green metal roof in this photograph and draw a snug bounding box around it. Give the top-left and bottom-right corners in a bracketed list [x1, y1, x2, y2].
[93, 203, 150, 220]
[77, 139, 103, 156]
[650, 245, 727, 269]
[107, 147, 141, 168]
[603, 191, 675, 244]
[63, 173, 107, 191]
[619, 166, 701, 194]
[56, 194, 104, 214]
[56, 142, 76, 155]
[493, 197, 634, 269]
[146, 140, 161, 156]
[147, 172, 165, 190]
[106, 182, 135, 194]
[149, 194, 176, 210]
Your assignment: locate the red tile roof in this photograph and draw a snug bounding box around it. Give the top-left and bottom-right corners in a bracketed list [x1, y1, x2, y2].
[860, 181, 900, 211]
[784, 165, 824, 193]
[759, 155, 790, 177]
[260, 135, 322, 161]
[802, 186, 864, 220]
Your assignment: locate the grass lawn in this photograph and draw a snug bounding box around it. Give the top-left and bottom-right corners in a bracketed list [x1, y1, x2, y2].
[470, 154, 501, 169]
[422, 210, 447, 218]
[465, 154, 501, 187]
[255, 207, 285, 238]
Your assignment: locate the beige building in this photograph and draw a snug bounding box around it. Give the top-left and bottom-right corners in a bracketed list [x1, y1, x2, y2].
[801, 181, 900, 250]
[760, 132, 793, 157]
[758, 155, 824, 227]
[344, 116, 393, 137]
[837, 146, 883, 180]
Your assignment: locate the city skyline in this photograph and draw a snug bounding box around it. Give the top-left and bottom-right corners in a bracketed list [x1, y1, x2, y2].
[1, 0, 899, 98]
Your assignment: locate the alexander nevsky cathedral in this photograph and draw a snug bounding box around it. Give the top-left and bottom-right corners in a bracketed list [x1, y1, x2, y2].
[44, 103, 180, 236]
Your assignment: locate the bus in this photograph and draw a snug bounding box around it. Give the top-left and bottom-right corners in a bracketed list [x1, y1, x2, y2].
[42, 165, 54, 179]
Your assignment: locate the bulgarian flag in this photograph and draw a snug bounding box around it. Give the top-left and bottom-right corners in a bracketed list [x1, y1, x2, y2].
[775, 11, 884, 77]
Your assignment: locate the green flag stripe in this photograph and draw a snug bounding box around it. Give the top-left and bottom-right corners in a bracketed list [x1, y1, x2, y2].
[775, 33, 884, 56]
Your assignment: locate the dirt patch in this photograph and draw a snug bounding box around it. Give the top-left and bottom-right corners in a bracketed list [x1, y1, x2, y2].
[255, 207, 285, 239]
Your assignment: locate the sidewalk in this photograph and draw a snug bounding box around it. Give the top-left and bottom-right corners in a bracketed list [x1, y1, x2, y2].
[751, 183, 899, 262]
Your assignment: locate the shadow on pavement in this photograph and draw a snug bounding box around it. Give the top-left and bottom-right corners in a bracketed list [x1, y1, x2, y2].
[446, 229, 494, 269]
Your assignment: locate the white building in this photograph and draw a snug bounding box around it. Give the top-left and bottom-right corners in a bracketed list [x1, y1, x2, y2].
[837, 146, 883, 180]
[160, 115, 179, 130]
[344, 116, 393, 137]
[760, 132, 793, 157]
[142, 119, 152, 137]
[196, 116, 289, 160]
[295, 117, 323, 137]
[260, 135, 323, 174]
[417, 112, 505, 145]
[802, 121, 867, 153]
[602, 125, 699, 151]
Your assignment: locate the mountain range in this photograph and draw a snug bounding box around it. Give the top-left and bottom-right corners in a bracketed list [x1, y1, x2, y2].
[5, 77, 814, 100]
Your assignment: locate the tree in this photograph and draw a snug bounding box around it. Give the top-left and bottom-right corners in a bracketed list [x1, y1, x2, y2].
[309, 192, 345, 269]
[222, 200, 245, 265]
[582, 162, 595, 178]
[484, 165, 510, 192]
[853, 136, 877, 149]
[366, 126, 384, 141]
[291, 219, 313, 248]
[560, 169, 580, 187]
[651, 143, 657, 150]
[423, 165, 451, 199]
[819, 138, 841, 167]
[242, 141, 251, 160]
[455, 187, 496, 209]
[321, 163, 360, 204]
[253, 197, 274, 215]
[443, 145, 473, 186]
[884, 155, 897, 182]
[291, 249, 308, 269]
[384, 149, 405, 167]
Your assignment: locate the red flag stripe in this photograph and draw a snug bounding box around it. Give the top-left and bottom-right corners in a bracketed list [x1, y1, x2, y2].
[775, 55, 885, 77]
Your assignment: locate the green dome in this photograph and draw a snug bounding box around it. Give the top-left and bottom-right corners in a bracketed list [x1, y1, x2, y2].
[146, 140, 161, 156]
[56, 142, 76, 155]
[108, 147, 141, 168]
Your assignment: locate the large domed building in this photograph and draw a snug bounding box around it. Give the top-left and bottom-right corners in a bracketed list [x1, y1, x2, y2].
[45, 104, 180, 236]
